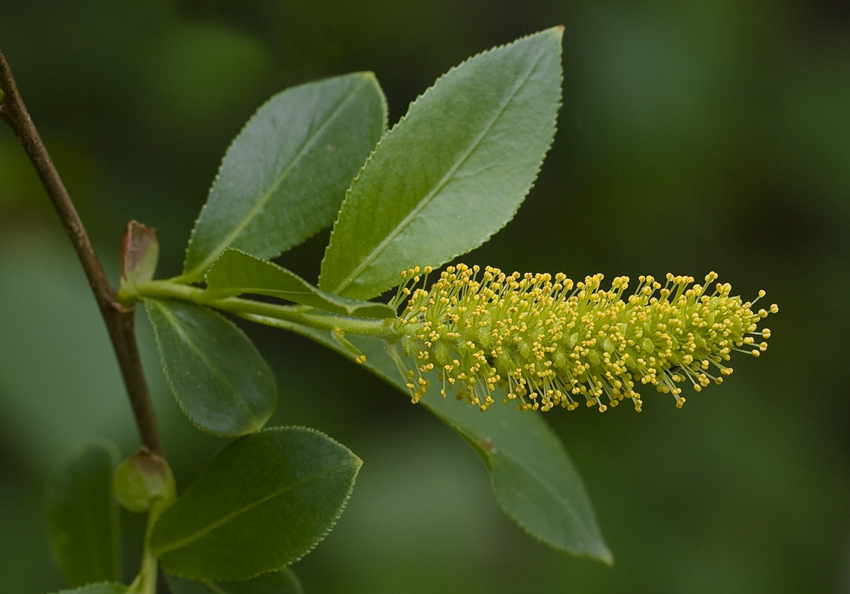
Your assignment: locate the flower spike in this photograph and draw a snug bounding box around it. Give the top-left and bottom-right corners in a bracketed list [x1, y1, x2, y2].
[390, 265, 777, 412]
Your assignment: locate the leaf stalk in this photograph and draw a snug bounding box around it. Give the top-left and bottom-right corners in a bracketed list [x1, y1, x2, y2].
[128, 279, 402, 340]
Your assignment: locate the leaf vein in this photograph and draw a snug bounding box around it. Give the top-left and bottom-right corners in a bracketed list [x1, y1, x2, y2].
[154, 462, 352, 555]
[190, 77, 370, 277]
[153, 302, 260, 422]
[331, 49, 546, 294]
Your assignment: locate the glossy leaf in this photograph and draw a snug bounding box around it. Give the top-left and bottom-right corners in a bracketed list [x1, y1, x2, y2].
[46, 442, 121, 587]
[205, 248, 395, 318]
[145, 299, 276, 437]
[268, 321, 612, 563]
[183, 73, 387, 280]
[48, 584, 127, 594]
[319, 28, 563, 299]
[150, 427, 361, 580]
[165, 569, 303, 594]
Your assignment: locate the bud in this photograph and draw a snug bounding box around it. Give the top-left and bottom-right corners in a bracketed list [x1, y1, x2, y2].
[113, 448, 176, 513]
[120, 220, 159, 288]
[391, 265, 777, 413]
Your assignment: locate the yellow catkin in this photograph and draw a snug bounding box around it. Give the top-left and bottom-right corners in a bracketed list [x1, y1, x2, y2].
[389, 265, 777, 412]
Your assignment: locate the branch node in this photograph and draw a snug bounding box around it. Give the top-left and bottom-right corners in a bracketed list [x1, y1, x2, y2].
[0, 48, 164, 456]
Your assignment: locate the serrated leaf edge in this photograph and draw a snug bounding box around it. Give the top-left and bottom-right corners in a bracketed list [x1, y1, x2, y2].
[144, 299, 276, 438]
[319, 27, 564, 298]
[489, 452, 613, 564]
[153, 426, 362, 582]
[183, 72, 388, 280]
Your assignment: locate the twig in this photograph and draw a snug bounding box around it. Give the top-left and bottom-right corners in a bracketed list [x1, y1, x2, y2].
[0, 49, 164, 456]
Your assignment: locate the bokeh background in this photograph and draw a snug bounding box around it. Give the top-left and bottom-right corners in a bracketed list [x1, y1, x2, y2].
[1, 1, 849, 592]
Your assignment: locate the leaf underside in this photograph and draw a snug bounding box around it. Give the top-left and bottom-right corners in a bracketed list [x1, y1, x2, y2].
[145, 299, 277, 437]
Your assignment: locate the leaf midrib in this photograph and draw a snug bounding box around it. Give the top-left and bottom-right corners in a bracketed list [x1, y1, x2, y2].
[209, 253, 393, 315]
[188, 76, 370, 278]
[329, 49, 546, 296]
[153, 462, 353, 555]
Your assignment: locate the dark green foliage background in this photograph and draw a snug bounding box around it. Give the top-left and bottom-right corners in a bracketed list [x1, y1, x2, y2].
[1, 1, 848, 592]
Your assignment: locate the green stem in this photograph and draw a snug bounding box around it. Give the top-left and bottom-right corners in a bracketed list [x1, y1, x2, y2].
[127, 499, 168, 594]
[126, 279, 403, 340]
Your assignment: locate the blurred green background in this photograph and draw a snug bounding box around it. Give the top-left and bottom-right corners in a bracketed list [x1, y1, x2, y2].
[1, 1, 849, 592]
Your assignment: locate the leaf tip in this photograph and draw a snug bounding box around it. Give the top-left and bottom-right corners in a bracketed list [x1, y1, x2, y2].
[578, 539, 615, 566]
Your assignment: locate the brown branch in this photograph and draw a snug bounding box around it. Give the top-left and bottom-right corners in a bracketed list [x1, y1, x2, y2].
[0, 49, 164, 456]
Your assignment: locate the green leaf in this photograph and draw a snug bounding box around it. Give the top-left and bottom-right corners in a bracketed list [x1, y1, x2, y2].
[46, 443, 121, 587]
[206, 248, 395, 318]
[145, 299, 276, 437]
[183, 73, 388, 280]
[48, 584, 127, 594]
[165, 568, 303, 594]
[150, 427, 361, 581]
[319, 28, 563, 299]
[270, 322, 612, 563]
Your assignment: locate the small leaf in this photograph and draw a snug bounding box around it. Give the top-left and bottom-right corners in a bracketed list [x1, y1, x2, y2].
[165, 568, 303, 594]
[47, 584, 128, 594]
[150, 427, 361, 581]
[46, 442, 121, 587]
[206, 248, 395, 318]
[183, 73, 387, 280]
[274, 324, 612, 563]
[319, 28, 563, 299]
[120, 221, 159, 288]
[145, 299, 276, 437]
[113, 448, 176, 513]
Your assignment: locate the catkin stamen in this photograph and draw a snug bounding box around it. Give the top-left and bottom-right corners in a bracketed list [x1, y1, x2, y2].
[390, 266, 776, 412]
